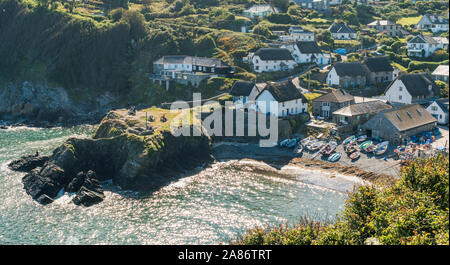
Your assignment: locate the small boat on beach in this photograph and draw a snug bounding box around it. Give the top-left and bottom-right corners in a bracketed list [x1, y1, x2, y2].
[316, 133, 324, 139]
[364, 144, 376, 153]
[301, 136, 315, 146]
[349, 151, 360, 160]
[321, 141, 338, 156]
[294, 144, 303, 155]
[343, 135, 356, 145]
[279, 139, 289, 147]
[359, 140, 373, 150]
[374, 141, 389, 156]
[357, 135, 367, 142]
[345, 144, 358, 154]
[286, 139, 297, 148]
[308, 141, 324, 152]
[328, 152, 341, 162]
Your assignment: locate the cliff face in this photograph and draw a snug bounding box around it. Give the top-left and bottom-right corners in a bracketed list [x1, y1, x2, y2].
[0, 81, 117, 124]
[9, 107, 212, 206]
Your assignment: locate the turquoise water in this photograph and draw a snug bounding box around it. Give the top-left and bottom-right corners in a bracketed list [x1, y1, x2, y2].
[0, 126, 354, 244]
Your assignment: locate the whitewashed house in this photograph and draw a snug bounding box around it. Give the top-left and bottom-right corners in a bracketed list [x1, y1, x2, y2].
[230, 81, 266, 109]
[426, 98, 449, 125]
[243, 5, 278, 19]
[432, 65, 449, 83]
[255, 80, 308, 117]
[407, 35, 449, 58]
[289, 26, 315, 42]
[248, 48, 296, 73]
[328, 22, 357, 40]
[383, 73, 440, 104]
[416, 14, 449, 33]
[285, 41, 331, 65]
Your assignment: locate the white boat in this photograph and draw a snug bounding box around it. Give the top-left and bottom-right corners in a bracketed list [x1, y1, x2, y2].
[301, 136, 314, 145]
[343, 135, 356, 145]
[328, 152, 341, 162]
[374, 141, 389, 156]
[357, 135, 367, 142]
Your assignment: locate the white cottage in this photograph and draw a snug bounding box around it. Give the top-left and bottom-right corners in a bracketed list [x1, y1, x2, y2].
[255, 80, 308, 117]
[383, 73, 440, 105]
[286, 41, 331, 65]
[289, 26, 315, 42]
[426, 98, 449, 125]
[328, 22, 357, 40]
[407, 35, 449, 58]
[230, 81, 266, 109]
[248, 48, 296, 73]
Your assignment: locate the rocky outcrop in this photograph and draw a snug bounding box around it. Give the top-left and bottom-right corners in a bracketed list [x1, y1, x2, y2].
[8, 154, 49, 172]
[10, 108, 212, 207]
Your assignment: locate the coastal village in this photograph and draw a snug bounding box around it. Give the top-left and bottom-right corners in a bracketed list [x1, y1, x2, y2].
[146, 1, 449, 176]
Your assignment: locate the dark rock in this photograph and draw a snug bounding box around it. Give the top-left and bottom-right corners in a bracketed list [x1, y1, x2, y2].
[8, 154, 49, 172]
[66, 171, 86, 193]
[71, 170, 105, 207]
[21, 163, 65, 204]
[72, 186, 105, 207]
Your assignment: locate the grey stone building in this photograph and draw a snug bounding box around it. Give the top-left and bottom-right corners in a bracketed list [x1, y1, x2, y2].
[312, 89, 355, 119]
[363, 56, 395, 85]
[332, 100, 392, 129]
[362, 104, 437, 144]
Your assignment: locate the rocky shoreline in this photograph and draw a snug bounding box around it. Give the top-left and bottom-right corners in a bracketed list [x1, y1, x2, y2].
[7, 108, 213, 207]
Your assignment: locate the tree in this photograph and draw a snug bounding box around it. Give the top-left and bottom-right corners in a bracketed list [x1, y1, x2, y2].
[435, 80, 449, 98]
[271, 0, 290, 12]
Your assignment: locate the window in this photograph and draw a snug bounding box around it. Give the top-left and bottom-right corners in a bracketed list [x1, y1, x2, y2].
[399, 95, 402, 100]
[431, 106, 438, 111]
[399, 87, 402, 91]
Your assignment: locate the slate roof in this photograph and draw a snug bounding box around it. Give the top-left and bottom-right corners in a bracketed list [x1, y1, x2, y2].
[154, 56, 229, 68]
[408, 35, 448, 45]
[386, 73, 440, 98]
[432, 65, 449, 77]
[363, 56, 394, 73]
[289, 26, 313, 34]
[253, 48, 295, 61]
[333, 100, 392, 117]
[295, 41, 322, 54]
[421, 14, 449, 25]
[328, 23, 356, 34]
[230, 81, 255, 96]
[333, 62, 368, 77]
[258, 80, 307, 102]
[312, 89, 354, 103]
[380, 104, 436, 132]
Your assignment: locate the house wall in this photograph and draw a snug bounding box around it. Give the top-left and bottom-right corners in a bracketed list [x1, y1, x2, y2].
[256, 90, 308, 117]
[331, 32, 357, 40]
[312, 100, 354, 119]
[251, 55, 296, 73]
[433, 74, 449, 83]
[407, 41, 446, 58]
[384, 80, 413, 104]
[426, 101, 449, 124]
[338, 75, 366, 88]
[327, 68, 340, 86]
[291, 33, 315, 42]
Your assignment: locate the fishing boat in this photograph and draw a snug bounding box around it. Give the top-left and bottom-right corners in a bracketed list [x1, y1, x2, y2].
[343, 135, 356, 145]
[316, 133, 324, 139]
[286, 139, 297, 148]
[357, 135, 367, 142]
[364, 144, 376, 153]
[345, 144, 358, 154]
[321, 141, 338, 156]
[301, 136, 314, 146]
[349, 151, 360, 160]
[279, 139, 289, 147]
[294, 144, 303, 154]
[359, 140, 373, 150]
[374, 141, 389, 156]
[328, 152, 341, 162]
[308, 141, 324, 152]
